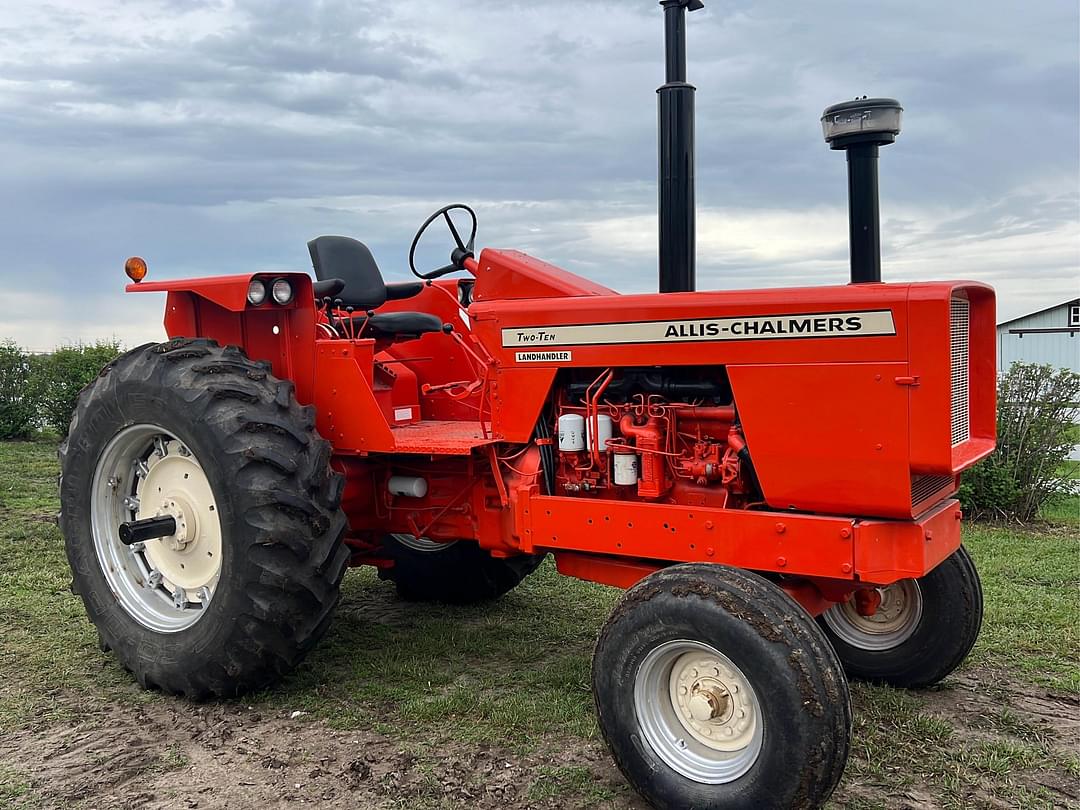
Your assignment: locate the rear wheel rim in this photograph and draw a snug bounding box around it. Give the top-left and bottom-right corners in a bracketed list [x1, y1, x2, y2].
[634, 639, 764, 784]
[91, 424, 223, 633]
[822, 580, 923, 651]
[391, 533, 457, 553]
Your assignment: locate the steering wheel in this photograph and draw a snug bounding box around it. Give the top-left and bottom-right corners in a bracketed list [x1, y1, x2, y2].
[409, 203, 477, 280]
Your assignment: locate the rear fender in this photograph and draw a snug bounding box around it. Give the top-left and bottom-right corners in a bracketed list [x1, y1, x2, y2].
[127, 273, 317, 403]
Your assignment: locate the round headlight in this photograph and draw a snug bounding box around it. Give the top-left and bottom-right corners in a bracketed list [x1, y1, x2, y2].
[821, 97, 902, 148]
[246, 279, 267, 305]
[271, 278, 294, 305]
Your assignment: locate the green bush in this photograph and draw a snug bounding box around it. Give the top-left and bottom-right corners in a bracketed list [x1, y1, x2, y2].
[961, 363, 1080, 521]
[0, 341, 36, 439]
[30, 341, 121, 434]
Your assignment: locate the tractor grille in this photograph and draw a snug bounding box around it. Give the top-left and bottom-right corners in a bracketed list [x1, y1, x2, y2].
[950, 297, 970, 446]
[912, 474, 955, 512]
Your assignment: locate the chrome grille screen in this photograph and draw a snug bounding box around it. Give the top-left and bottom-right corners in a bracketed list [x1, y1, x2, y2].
[950, 298, 970, 446]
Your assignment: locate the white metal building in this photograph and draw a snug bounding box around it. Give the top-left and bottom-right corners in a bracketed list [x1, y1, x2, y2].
[996, 297, 1080, 460]
[997, 298, 1080, 374]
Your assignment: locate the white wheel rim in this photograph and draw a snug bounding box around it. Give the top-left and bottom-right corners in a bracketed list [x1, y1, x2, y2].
[391, 533, 457, 553]
[634, 640, 764, 784]
[91, 425, 223, 633]
[822, 580, 923, 651]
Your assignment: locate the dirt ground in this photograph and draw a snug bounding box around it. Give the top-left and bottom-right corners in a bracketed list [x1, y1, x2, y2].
[1, 692, 645, 810]
[3, 665, 1077, 810]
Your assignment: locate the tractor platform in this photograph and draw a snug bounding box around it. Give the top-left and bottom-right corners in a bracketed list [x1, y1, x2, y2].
[389, 420, 496, 455]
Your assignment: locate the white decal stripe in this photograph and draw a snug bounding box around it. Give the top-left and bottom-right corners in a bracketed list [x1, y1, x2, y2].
[502, 310, 896, 348]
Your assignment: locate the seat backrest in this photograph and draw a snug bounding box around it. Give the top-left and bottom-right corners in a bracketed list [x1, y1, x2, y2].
[307, 235, 387, 310]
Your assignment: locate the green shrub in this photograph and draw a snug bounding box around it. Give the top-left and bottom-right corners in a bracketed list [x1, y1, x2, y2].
[0, 341, 36, 439]
[30, 341, 121, 434]
[961, 363, 1080, 521]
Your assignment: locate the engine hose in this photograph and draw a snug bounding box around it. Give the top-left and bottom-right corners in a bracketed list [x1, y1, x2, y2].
[737, 446, 763, 501]
[533, 414, 556, 495]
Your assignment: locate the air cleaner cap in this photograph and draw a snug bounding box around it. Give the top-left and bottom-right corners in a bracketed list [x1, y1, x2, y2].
[821, 97, 902, 149]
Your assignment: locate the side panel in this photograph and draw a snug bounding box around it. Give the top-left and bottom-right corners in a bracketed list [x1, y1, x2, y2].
[728, 362, 913, 518]
[312, 341, 395, 451]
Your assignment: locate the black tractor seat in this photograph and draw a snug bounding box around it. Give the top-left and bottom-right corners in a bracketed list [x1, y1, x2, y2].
[342, 311, 446, 340]
[307, 235, 446, 339]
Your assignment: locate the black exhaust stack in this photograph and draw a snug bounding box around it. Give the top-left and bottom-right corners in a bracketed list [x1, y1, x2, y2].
[657, 0, 703, 294]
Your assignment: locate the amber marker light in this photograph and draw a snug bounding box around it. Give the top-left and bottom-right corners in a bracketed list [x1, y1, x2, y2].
[125, 256, 148, 282]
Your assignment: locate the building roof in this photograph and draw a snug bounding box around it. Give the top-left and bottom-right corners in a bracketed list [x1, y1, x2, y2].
[997, 297, 1080, 328]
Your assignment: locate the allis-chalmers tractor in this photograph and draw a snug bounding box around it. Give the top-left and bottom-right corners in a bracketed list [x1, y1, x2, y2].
[60, 3, 994, 808]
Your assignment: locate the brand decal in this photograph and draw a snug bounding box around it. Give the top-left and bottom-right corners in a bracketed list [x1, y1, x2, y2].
[515, 350, 573, 363]
[503, 310, 896, 348]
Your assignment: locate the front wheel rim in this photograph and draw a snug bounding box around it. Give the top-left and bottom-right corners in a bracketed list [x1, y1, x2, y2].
[90, 424, 223, 633]
[822, 580, 923, 651]
[634, 639, 764, 784]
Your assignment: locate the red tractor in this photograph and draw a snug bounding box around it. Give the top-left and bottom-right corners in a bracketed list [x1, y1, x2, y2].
[60, 3, 993, 807]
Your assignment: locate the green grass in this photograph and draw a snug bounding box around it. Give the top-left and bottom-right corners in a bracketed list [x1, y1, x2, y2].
[965, 522, 1080, 692]
[0, 441, 160, 732]
[1, 439, 1077, 808]
[1041, 490, 1080, 525]
[0, 763, 38, 810]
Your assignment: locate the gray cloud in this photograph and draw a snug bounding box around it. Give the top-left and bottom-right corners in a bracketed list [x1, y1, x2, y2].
[0, 0, 1076, 349]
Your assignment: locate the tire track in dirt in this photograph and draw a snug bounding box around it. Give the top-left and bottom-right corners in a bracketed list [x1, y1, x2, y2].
[2, 672, 1076, 808]
[0, 696, 645, 809]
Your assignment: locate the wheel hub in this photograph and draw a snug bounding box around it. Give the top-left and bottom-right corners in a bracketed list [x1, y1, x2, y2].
[822, 578, 924, 651]
[669, 653, 756, 752]
[136, 441, 222, 597]
[92, 426, 226, 632]
[156, 496, 195, 551]
[634, 639, 764, 784]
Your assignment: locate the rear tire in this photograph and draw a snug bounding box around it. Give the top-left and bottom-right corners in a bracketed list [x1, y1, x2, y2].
[60, 338, 349, 698]
[819, 545, 983, 688]
[378, 534, 545, 604]
[593, 564, 851, 810]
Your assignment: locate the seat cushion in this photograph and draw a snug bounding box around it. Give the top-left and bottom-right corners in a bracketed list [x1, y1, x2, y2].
[346, 311, 444, 338]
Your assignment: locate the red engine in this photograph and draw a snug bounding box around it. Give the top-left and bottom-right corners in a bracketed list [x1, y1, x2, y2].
[552, 368, 755, 510]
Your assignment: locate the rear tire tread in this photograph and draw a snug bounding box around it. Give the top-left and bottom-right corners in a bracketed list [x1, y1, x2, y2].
[60, 338, 349, 699]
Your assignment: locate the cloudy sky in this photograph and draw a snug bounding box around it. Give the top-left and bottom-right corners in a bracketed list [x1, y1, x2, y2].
[0, 0, 1076, 350]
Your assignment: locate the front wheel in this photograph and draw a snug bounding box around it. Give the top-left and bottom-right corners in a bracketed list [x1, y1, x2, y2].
[593, 564, 851, 810]
[819, 545, 983, 688]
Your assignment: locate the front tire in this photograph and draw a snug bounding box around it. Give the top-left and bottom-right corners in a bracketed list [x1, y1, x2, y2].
[378, 534, 545, 604]
[819, 545, 983, 688]
[593, 564, 851, 810]
[60, 338, 349, 698]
